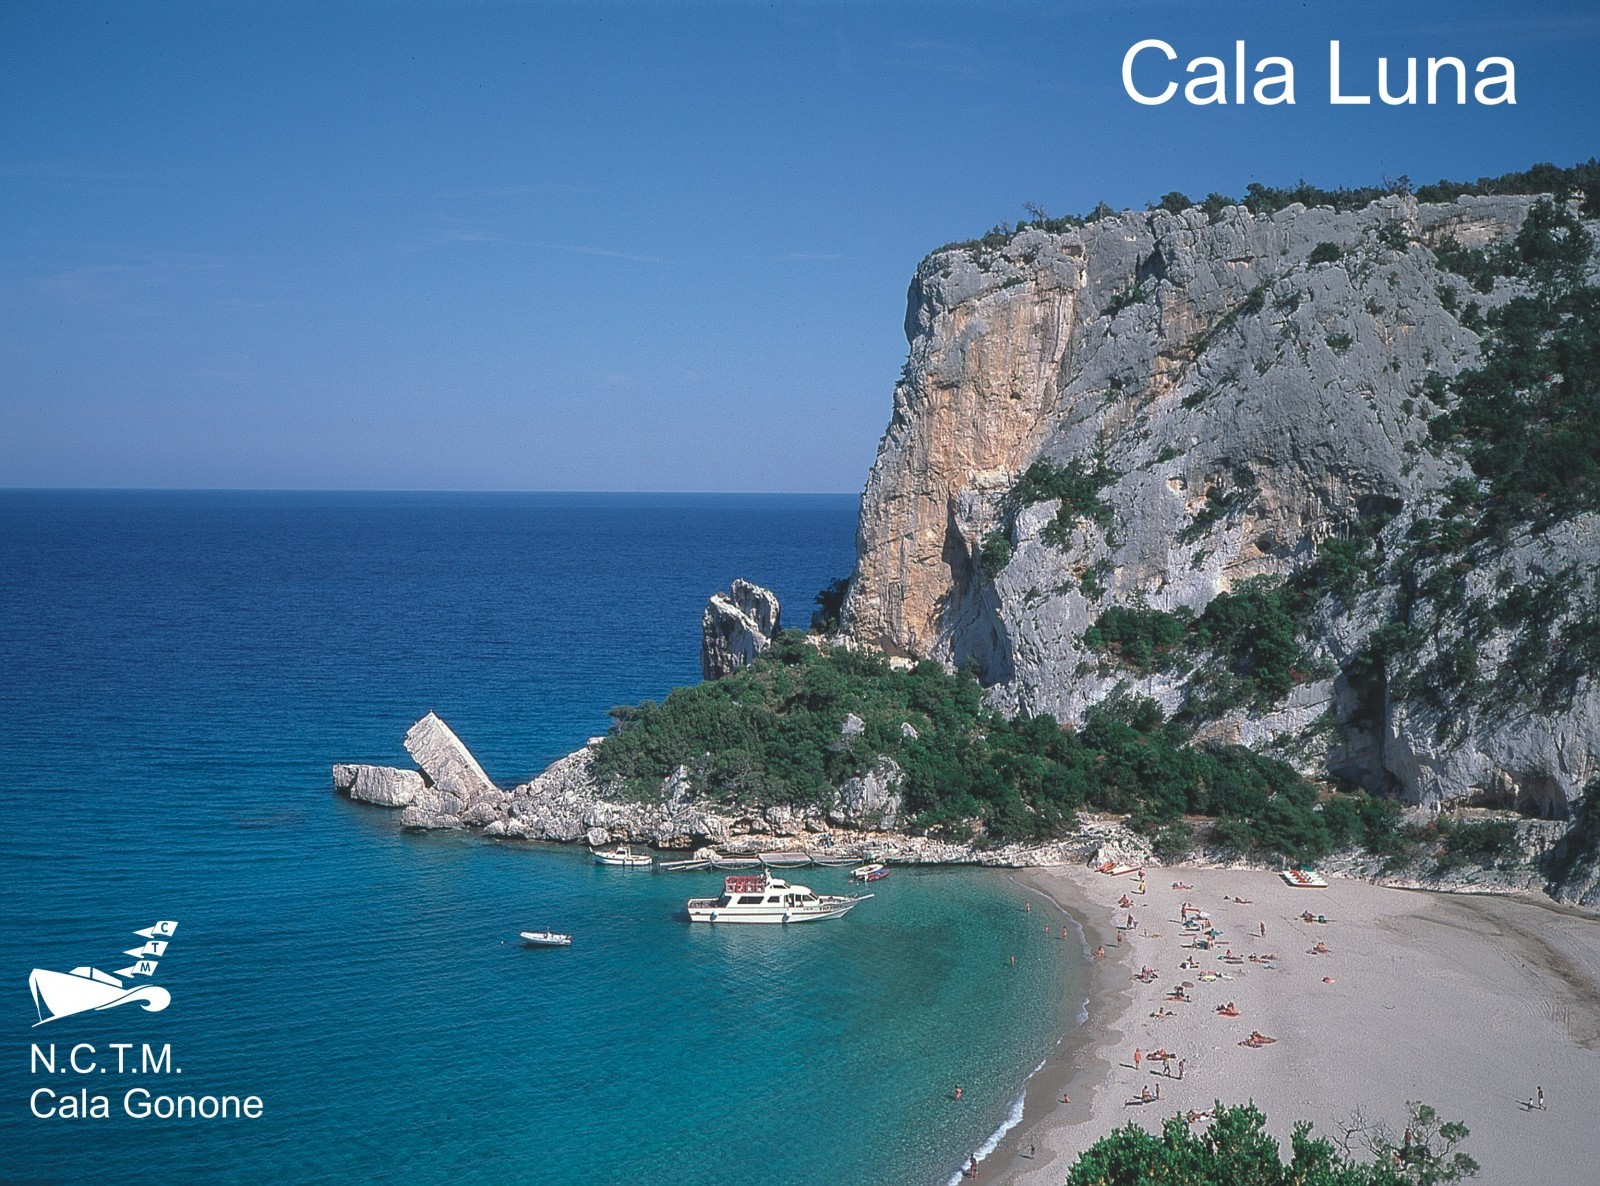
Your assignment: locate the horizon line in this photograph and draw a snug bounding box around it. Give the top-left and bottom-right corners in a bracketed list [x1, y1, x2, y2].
[0, 485, 862, 497]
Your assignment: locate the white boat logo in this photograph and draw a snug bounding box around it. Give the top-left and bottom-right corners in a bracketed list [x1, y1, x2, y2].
[28, 921, 178, 1026]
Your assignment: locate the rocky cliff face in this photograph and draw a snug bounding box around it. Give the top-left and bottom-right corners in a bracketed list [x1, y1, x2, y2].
[701, 580, 781, 680]
[841, 193, 1600, 855]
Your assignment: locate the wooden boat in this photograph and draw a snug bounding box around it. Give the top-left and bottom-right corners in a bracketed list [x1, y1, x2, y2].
[591, 845, 653, 868]
[657, 857, 712, 872]
[758, 851, 813, 869]
[520, 930, 572, 947]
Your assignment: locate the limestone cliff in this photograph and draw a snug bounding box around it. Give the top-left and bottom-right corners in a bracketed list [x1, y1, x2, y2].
[841, 191, 1600, 883]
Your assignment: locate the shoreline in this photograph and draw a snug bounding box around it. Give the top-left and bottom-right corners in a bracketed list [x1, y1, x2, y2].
[957, 867, 1141, 1184]
[963, 862, 1600, 1185]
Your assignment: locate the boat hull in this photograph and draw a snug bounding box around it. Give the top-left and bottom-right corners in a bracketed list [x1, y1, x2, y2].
[685, 897, 865, 924]
[520, 932, 572, 946]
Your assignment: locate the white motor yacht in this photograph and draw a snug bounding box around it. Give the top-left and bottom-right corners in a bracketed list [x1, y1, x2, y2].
[686, 872, 870, 924]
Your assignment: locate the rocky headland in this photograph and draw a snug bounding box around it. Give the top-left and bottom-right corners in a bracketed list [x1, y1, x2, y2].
[336, 171, 1600, 905]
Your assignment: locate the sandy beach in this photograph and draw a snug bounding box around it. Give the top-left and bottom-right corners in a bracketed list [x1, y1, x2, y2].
[980, 863, 1600, 1185]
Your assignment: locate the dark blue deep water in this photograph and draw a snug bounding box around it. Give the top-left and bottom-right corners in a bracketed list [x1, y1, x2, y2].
[0, 491, 1081, 1185]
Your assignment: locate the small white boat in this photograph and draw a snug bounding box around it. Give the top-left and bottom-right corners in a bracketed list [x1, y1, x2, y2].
[687, 872, 870, 924]
[520, 931, 573, 947]
[591, 845, 653, 868]
[850, 862, 889, 882]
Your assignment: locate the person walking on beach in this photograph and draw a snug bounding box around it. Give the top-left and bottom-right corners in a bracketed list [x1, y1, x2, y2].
[1537, 1086, 1545, 1110]
[1178, 1058, 1186, 1080]
[1133, 1048, 1142, 1071]
[1259, 920, 1266, 938]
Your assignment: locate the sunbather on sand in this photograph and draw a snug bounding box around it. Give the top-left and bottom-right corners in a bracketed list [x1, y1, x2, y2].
[1216, 1002, 1240, 1017]
[1309, 941, 1330, 955]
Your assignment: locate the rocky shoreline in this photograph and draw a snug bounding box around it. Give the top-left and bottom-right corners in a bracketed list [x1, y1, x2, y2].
[335, 708, 1587, 902]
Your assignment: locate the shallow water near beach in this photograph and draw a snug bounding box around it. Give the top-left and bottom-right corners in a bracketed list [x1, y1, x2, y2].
[0, 491, 1085, 1185]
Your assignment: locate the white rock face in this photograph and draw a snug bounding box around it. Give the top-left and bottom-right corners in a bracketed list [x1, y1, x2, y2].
[405, 712, 497, 801]
[701, 579, 781, 679]
[832, 757, 905, 830]
[837, 192, 1600, 840]
[334, 764, 425, 807]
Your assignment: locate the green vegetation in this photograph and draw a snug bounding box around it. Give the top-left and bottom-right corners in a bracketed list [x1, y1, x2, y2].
[1377, 221, 1411, 251]
[978, 530, 1013, 580]
[1433, 819, 1522, 874]
[1309, 242, 1345, 266]
[1007, 457, 1115, 549]
[1178, 470, 1260, 543]
[1427, 200, 1600, 530]
[1105, 281, 1149, 316]
[594, 633, 1373, 861]
[1340, 197, 1600, 732]
[1011, 457, 1113, 518]
[1064, 1101, 1477, 1186]
[943, 161, 1599, 258]
[1084, 576, 1321, 715]
[1083, 606, 1194, 673]
[1326, 330, 1354, 353]
[810, 577, 849, 632]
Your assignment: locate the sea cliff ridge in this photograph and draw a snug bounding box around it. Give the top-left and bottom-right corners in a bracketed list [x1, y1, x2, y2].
[337, 166, 1600, 905]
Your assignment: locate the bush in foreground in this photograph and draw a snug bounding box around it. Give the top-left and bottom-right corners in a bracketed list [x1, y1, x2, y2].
[1064, 1101, 1477, 1186]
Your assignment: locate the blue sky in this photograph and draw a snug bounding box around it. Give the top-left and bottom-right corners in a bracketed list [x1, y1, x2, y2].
[3, 0, 1597, 491]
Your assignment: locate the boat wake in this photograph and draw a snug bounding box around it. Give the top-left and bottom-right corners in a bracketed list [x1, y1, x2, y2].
[945, 1056, 1046, 1186]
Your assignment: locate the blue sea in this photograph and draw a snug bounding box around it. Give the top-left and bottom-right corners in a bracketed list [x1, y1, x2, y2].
[0, 491, 1084, 1185]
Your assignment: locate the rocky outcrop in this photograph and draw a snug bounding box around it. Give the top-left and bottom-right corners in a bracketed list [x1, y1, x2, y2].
[839, 192, 1600, 839]
[331, 712, 506, 830]
[701, 580, 781, 680]
[405, 712, 496, 801]
[831, 757, 905, 830]
[333, 763, 425, 807]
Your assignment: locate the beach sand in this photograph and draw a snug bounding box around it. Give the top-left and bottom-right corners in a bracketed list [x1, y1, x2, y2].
[983, 864, 1600, 1185]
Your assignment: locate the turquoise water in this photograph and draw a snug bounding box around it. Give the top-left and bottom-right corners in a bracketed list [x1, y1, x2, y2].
[0, 492, 1083, 1184]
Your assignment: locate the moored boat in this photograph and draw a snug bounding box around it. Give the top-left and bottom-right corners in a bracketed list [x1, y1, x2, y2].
[591, 845, 653, 868]
[758, 851, 813, 868]
[686, 871, 870, 924]
[520, 930, 573, 946]
[850, 862, 889, 882]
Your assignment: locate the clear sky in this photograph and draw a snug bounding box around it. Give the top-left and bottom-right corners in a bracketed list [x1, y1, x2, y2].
[3, 0, 1597, 491]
